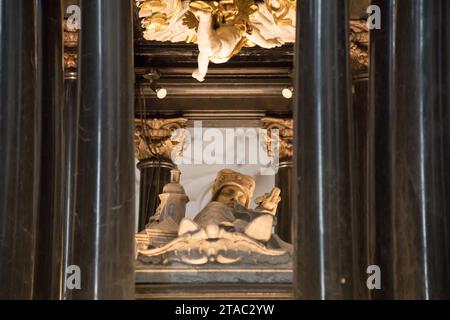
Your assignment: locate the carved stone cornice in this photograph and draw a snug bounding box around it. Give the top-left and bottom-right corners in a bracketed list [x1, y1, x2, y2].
[349, 20, 369, 74]
[261, 117, 293, 162]
[135, 118, 188, 162]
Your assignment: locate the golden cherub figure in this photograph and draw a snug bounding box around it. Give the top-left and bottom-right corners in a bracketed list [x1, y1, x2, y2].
[137, 0, 296, 81]
[187, 0, 283, 81]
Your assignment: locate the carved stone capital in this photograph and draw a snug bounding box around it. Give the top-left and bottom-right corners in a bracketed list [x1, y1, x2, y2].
[349, 20, 369, 74]
[64, 26, 78, 47]
[64, 19, 79, 69]
[135, 118, 188, 162]
[64, 53, 78, 70]
[261, 117, 293, 162]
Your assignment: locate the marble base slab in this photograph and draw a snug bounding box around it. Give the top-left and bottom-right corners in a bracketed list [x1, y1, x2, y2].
[135, 263, 293, 284]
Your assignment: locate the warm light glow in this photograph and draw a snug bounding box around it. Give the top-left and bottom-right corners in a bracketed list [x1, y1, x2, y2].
[282, 87, 293, 99]
[156, 88, 167, 99]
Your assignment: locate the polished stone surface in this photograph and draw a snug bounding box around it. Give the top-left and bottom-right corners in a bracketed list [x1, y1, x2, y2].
[293, 0, 355, 299]
[136, 264, 292, 284]
[34, 0, 65, 300]
[275, 164, 293, 243]
[368, 0, 450, 299]
[70, 0, 135, 299]
[137, 160, 175, 231]
[391, 0, 449, 299]
[352, 76, 369, 300]
[367, 0, 396, 299]
[61, 71, 78, 299]
[0, 0, 40, 299]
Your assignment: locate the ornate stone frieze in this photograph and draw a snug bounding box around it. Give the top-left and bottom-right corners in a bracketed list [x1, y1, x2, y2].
[134, 118, 188, 162]
[261, 117, 293, 162]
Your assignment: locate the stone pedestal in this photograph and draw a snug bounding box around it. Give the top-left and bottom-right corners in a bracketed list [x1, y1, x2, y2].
[136, 264, 292, 284]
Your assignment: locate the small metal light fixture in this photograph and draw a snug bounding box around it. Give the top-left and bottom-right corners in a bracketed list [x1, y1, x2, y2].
[155, 87, 167, 99]
[143, 69, 167, 100]
[282, 86, 294, 99]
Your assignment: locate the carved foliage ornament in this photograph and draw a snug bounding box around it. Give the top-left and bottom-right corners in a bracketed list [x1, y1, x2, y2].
[136, 0, 296, 48]
[261, 117, 293, 161]
[135, 118, 188, 161]
[185, 0, 259, 35]
[349, 20, 369, 73]
[138, 223, 292, 266]
[263, 0, 296, 26]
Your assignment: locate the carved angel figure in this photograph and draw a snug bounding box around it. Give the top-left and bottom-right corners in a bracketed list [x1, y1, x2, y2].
[136, 0, 296, 81]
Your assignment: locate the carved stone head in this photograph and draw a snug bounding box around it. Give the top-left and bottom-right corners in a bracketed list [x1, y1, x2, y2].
[211, 169, 255, 208]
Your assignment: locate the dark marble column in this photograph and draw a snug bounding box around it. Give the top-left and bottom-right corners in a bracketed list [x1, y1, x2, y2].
[261, 117, 294, 243]
[134, 117, 187, 231]
[275, 163, 293, 243]
[367, 0, 395, 299]
[61, 33, 79, 299]
[350, 22, 370, 300]
[368, 0, 450, 299]
[34, 0, 65, 300]
[71, 0, 135, 299]
[137, 160, 175, 231]
[0, 0, 40, 299]
[293, 0, 355, 299]
[61, 69, 78, 299]
[351, 77, 370, 300]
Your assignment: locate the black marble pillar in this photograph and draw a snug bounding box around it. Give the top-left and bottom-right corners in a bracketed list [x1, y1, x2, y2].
[0, 0, 40, 299]
[137, 160, 175, 231]
[352, 72, 369, 300]
[368, 0, 450, 299]
[61, 68, 78, 299]
[71, 0, 135, 299]
[293, 0, 355, 299]
[275, 162, 293, 243]
[34, 0, 65, 300]
[367, 0, 395, 299]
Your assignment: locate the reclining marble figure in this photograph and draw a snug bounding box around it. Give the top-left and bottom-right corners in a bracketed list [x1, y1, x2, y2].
[136, 168, 292, 266]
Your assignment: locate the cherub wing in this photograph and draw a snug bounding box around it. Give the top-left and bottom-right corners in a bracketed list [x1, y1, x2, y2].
[250, 0, 296, 45]
[137, 0, 197, 43]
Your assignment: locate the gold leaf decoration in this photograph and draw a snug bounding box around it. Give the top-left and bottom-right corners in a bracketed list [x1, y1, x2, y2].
[182, 10, 199, 31]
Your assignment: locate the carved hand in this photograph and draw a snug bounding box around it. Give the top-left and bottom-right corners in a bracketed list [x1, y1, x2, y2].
[255, 187, 281, 215]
